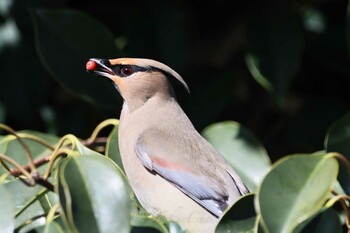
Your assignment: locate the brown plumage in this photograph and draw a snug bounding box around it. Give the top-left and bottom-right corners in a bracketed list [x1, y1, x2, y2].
[87, 58, 249, 233]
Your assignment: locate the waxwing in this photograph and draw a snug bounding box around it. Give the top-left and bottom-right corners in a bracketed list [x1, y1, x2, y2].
[86, 58, 249, 233]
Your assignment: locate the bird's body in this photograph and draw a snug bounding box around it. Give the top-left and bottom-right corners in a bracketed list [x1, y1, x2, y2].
[119, 98, 219, 232]
[86, 58, 249, 233]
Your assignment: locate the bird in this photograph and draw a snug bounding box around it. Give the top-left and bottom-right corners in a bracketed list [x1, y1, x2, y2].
[86, 58, 249, 233]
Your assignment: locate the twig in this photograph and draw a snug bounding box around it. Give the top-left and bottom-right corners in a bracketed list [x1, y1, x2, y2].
[0, 124, 37, 173]
[87, 119, 118, 144]
[16, 133, 56, 150]
[81, 137, 108, 147]
[10, 155, 51, 176]
[10, 136, 108, 177]
[331, 190, 350, 230]
[15, 188, 49, 218]
[330, 152, 350, 174]
[0, 153, 34, 185]
[0, 120, 115, 191]
[43, 147, 72, 180]
[34, 175, 54, 192]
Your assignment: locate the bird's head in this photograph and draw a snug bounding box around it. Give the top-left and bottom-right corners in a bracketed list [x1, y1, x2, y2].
[86, 58, 189, 109]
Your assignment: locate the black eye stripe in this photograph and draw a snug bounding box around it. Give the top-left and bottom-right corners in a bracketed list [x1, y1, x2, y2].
[111, 65, 150, 77]
[109, 65, 174, 80]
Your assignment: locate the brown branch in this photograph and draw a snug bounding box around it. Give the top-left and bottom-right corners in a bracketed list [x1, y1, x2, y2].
[34, 175, 54, 192]
[332, 190, 350, 230]
[10, 156, 51, 176]
[331, 152, 350, 174]
[81, 137, 108, 147]
[8, 137, 108, 177]
[0, 124, 37, 173]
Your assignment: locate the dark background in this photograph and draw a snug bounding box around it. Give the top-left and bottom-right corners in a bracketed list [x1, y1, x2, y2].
[0, 0, 349, 161]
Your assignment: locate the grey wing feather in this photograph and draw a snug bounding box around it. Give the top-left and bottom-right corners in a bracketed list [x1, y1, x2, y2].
[135, 136, 229, 217]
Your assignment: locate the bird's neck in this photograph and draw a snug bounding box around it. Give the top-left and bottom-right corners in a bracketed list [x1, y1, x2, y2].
[122, 98, 146, 113]
[122, 92, 173, 114]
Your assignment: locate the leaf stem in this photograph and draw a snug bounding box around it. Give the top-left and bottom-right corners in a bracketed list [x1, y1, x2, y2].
[10, 155, 51, 176]
[46, 203, 60, 222]
[0, 124, 37, 173]
[86, 119, 119, 144]
[15, 188, 49, 218]
[16, 133, 56, 150]
[42, 134, 78, 180]
[329, 191, 350, 229]
[14, 214, 46, 233]
[10, 137, 106, 176]
[0, 153, 34, 184]
[329, 152, 350, 174]
[43, 147, 72, 180]
[34, 174, 55, 191]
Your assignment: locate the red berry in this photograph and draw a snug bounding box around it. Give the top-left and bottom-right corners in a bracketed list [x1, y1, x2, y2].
[86, 60, 96, 71]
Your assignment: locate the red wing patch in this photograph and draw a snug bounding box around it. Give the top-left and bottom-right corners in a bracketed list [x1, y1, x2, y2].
[152, 157, 188, 171]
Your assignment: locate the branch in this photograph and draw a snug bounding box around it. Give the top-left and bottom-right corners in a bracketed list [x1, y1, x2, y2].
[0, 124, 37, 173]
[9, 137, 107, 177]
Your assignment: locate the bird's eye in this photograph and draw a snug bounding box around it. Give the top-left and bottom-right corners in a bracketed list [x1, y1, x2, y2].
[121, 66, 133, 76]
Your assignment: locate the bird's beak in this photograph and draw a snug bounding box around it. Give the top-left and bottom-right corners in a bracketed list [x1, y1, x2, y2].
[86, 58, 115, 79]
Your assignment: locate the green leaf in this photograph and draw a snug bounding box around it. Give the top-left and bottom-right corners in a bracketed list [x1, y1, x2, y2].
[106, 124, 124, 172]
[58, 152, 131, 233]
[325, 112, 350, 155]
[164, 222, 185, 233]
[257, 154, 338, 233]
[0, 130, 59, 176]
[131, 207, 184, 233]
[301, 6, 326, 34]
[4, 179, 58, 232]
[31, 8, 121, 107]
[25, 219, 67, 233]
[43, 221, 66, 233]
[245, 8, 303, 102]
[202, 121, 271, 191]
[295, 208, 341, 233]
[0, 184, 15, 233]
[325, 112, 350, 193]
[131, 212, 164, 233]
[216, 194, 257, 233]
[29, 217, 71, 233]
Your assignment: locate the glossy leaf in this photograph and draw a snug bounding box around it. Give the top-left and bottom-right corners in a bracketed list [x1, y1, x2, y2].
[245, 8, 303, 102]
[216, 194, 256, 233]
[202, 121, 271, 191]
[106, 124, 124, 172]
[257, 154, 338, 233]
[58, 152, 131, 233]
[25, 221, 66, 233]
[164, 222, 185, 233]
[4, 179, 58, 231]
[325, 112, 350, 193]
[131, 208, 185, 233]
[43, 221, 66, 233]
[0, 130, 59, 184]
[0, 185, 15, 233]
[29, 217, 71, 233]
[31, 8, 121, 107]
[295, 208, 341, 233]
[0, 130, 59, 177]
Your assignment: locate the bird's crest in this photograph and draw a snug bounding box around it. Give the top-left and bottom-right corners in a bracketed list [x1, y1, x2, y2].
[109, 58, 190, 93]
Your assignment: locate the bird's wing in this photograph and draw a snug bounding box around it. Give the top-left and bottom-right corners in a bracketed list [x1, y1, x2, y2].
[135, 128, 231, 217]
